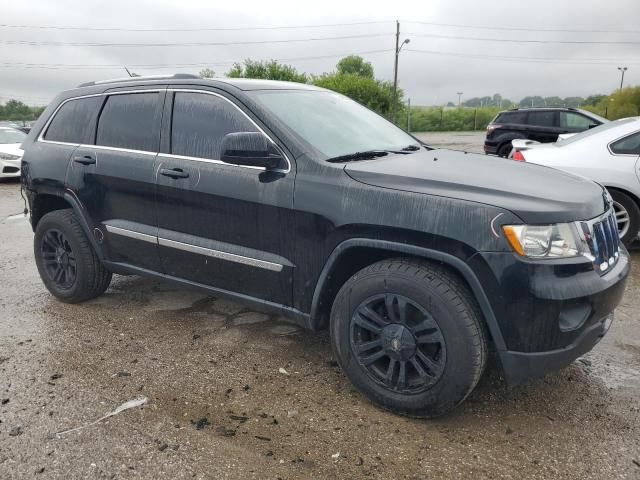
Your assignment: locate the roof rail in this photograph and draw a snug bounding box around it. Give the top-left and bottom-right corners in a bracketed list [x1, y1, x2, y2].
[77, 73, 200, 88]
[509, 106, 578, 111]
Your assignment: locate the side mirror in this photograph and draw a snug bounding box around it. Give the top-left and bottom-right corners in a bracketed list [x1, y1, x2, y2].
[220, 132, 285, 170]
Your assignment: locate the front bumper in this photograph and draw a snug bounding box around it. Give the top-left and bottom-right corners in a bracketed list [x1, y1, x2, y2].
[469, 246, 629, 384]
[0, 158, 22, 178]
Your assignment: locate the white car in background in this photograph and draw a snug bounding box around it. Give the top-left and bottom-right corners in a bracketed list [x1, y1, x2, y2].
[0, 127, 26, 179]
[510, 117, 640, 245]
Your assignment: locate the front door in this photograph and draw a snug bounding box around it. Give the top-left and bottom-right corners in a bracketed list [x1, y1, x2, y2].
[67, 89, 165, 271]
[155, 89, 295, 306]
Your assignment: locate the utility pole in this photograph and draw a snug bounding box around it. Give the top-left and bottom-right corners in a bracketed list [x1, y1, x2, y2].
[392, 21, 410, 122]
[457, 92, 463, 106]
[618, 66, 628, 91]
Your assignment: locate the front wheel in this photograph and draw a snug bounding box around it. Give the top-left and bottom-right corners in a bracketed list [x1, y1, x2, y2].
[34, 209, 112, 303]
[330, 259, 487, 418]
[610, 190, 639, 246]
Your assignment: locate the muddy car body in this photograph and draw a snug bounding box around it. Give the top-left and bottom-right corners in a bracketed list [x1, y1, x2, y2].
[21, 75, 629, 417]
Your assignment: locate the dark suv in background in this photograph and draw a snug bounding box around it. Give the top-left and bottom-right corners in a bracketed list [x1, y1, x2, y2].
[484, 107, 608, 157]
[21, 75, 628, 417]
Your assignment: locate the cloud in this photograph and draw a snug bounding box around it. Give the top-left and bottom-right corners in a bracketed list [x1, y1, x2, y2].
[1, 0, 638, 106]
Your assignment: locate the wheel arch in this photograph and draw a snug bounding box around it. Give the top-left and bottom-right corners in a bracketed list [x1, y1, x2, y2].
[30, 189, 104, 261]
[604, 185, 640, 208]
[309, 238, 506, 351]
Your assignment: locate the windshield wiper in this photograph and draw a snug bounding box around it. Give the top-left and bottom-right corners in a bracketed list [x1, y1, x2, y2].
[401, 144, 421, 151]
[326, 150, 389, 163]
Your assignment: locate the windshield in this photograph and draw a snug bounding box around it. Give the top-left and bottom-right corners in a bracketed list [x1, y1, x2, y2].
[557, 118, 638, 146]
[0, 128, 26, 144]
[248, 90, 419, 159]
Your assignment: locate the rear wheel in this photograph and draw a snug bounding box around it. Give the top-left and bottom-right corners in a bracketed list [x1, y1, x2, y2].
[330, 259, 487, 418]
[34, 209, 112, 303]
[497, 142, 513, 157]
[610, 190, 639, 246]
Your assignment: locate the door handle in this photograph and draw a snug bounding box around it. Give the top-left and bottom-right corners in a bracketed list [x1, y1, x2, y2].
[73, 154, 96, 165]
[159, 167, 189, 179]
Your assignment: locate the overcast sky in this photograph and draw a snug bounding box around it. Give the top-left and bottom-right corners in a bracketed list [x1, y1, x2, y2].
[1, 0, 639, 106]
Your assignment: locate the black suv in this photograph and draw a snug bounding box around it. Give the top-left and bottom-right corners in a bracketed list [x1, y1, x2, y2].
[21, 75, 629, 417]
[484, 107, 608, 157]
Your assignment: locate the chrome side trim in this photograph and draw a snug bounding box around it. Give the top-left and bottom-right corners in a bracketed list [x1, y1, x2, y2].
[158, 237, 283, 272]
[104, 224, 284, 272]
[104, 225, 157, 244]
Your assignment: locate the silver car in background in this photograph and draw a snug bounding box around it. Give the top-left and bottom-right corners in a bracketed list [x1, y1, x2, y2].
[510, 118, 640, 245]
[0, 127, 26, 179]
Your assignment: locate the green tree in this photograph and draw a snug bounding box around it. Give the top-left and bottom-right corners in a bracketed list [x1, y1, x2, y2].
[563, 96, 585, 108]
[226, 59, 308, 83]
[199, 68, 216, 78]
[336, 55, 374, 78]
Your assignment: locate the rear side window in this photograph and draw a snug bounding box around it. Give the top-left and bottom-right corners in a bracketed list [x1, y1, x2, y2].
[96, 93, 160, 151]
[496, 111, 527, 124]
[44, 96, 101, 144]
[610, 132, 640, 155]
[560, 112, 593, 129]
[170, 92, 258, 160]
[527, 111, 556, 127]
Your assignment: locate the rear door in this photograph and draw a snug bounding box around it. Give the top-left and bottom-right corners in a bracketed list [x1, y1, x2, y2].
[154, 88, 295, 306]
[527, 110, 559, 143]
[67, 89, 164, 271]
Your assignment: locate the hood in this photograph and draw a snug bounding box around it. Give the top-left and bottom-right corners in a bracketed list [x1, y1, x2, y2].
[344, 148, 607, 224]
[0, 143, 24, 157]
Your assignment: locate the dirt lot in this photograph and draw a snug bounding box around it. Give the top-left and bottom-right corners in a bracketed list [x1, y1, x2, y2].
[1, 137, 639, 479]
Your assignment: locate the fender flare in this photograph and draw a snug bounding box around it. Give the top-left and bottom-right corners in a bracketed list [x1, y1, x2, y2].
[62, 190, 105, 261]
[310, 238, 506, 351]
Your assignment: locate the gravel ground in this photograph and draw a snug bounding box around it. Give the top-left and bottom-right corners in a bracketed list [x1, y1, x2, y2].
[1, 137, 639, 479]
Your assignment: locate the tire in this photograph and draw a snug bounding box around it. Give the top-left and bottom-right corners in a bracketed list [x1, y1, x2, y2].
[497, 142, 513, 157]
[330, 258, 487, 418]
[610, 190, 640, 246]
[34, 209, 112, 303]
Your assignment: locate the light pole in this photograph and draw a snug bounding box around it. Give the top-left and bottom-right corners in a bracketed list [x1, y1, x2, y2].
[392, 20, 410, 121]
[457, 92, 463, 106]
[618, 67, 628, 91]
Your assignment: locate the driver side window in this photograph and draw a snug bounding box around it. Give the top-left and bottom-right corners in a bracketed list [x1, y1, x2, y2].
[560, 112, 592, 130]
[170, 92, 258, 160]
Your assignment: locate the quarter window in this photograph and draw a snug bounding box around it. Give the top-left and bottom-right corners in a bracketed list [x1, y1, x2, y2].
[170, 92, 258, 160]
[527, 111, 556, 127]
[560, 112, 593, 129]
[44, 96, 102, 144]
[96, 93, 160, 151]
[610, 132, 640, 155]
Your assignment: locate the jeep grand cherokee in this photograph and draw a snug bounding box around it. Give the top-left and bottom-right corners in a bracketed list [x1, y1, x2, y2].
[21, 75, 629, 417]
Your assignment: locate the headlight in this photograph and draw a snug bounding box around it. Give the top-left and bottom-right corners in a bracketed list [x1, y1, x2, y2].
[502, 223, 588, 258]
[0, 152, 20, 160]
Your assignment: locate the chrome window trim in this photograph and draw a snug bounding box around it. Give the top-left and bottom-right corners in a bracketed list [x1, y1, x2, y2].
[81, 144, 157, 156]
[607, 129, 640, 157]
[105, 224, 284, 272]
[167, 88, 291, 174]
[37, 90, 163, 146]
[36, 87, 292, 174]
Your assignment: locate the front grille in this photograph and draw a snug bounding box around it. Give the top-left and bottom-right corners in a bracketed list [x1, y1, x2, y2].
[578, 209, 620, 274]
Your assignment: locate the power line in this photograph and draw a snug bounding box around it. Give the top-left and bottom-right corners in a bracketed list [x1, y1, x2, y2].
[406, 32, 640, 45]
[0, 33, 391, 48]
[403, 20, 640, 34]
[0, 20, 389, 32]
[405, 48, 640, 65]
[0, 49, 394, 70]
